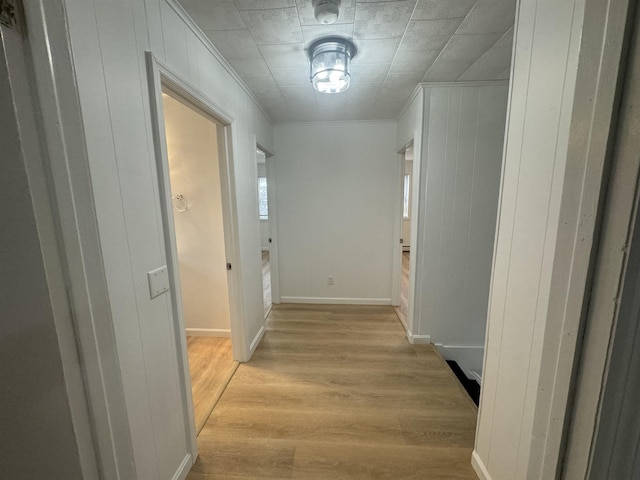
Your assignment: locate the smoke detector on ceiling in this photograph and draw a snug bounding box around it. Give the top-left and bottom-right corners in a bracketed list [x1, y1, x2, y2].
[313, 0, 341, 25]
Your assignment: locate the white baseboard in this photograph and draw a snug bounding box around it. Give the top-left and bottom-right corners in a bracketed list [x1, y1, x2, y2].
[172, 453, 193, 480]
[185, 328, 231, 337]
[249, 325, 265, 356]
[470, 369, 482, 384]
[405, 330, 431, 344]
[471, 450, 492, 480]
[410, 334, 431, 344]
[434, 343, 484, 381]
[280, 296, 392, 305]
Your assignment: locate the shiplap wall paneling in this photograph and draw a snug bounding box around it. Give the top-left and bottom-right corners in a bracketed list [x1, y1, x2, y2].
[473, 0, 628, 477]
[413, 84, 507, 377]
[63, 0, 274, 477]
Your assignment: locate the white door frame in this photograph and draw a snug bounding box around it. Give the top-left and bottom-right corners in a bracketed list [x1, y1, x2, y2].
[145, 52, 248, 458]
[18, 2, 135, 477]
[257, 142, 281, 306]
[562, 2, 640, 475]
[391, 142, 413, 331]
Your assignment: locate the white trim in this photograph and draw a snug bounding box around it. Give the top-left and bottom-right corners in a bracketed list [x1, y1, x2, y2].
[406, 89, 426, 341]
[471, 451, 493, 480]
[249, 326, 266, 356]
[419, 80, 509, 88]
[396, 81, 509, 121]
[391, 149, 406, 306]
[274, 118, 397, 127]
[171, 454, 193, 480]
[409, 334, 431, 344]
[396, 84, 423, 121]
[280, 297, 392, 305]
[146, 52, 250, 461]
[146, 52, 198, 460]
[259, 140, 281, 305]
[470, 370, 482, 385]
[164, 0, 272, 124]
[185, 328, 231, 337]
[20, 2, 135, 477]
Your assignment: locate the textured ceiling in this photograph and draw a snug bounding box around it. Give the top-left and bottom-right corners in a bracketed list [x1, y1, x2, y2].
[177, 0, 516, 122]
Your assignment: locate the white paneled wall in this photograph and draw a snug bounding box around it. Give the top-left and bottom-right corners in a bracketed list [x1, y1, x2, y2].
[274, 121, 397, 304]
[473, 0, 619, 478]
[62, 0, 273, 477]
[414, 84, 508, 376]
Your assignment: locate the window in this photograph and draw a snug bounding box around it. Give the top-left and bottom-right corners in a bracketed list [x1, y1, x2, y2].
[258, 177, 268, 219]
[403, 174, 410, 219]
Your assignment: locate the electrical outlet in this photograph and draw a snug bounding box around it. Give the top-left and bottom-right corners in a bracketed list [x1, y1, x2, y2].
[328, 275, 334, 285]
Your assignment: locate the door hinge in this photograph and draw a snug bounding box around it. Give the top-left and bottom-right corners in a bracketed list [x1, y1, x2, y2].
[268, 238, 272, 243]
[400, 238, 404, 244]
[0, 0, 18, 28]
[226, 263, 232, 271]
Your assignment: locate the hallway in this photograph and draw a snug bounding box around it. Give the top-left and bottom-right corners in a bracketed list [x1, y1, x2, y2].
[187, 304, 478, 479]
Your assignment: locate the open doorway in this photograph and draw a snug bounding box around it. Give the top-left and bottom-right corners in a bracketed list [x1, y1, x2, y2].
[159, 88, 239, 437]
[394, 142, 414, 328]
[256, 148, 272, 317]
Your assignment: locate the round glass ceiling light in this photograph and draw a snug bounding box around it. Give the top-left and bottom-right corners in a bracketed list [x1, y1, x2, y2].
[312, 0, 341, 24]
[309, 38, 356, 94]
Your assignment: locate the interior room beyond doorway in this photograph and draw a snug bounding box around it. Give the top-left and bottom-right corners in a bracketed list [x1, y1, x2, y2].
[161, 90, 237, 435]
[394, 143, 413, 327]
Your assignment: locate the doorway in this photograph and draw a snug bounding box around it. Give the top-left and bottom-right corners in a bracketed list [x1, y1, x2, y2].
[394, 142, 414, 329]
[160, 90, 238, 435]
[256, 148, 273, 317]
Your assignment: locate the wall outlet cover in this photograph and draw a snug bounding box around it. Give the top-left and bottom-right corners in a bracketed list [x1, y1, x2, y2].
[147, 266, 170, 299]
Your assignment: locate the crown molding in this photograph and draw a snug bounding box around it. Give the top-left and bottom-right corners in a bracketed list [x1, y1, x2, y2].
[164, 0, 274, 125]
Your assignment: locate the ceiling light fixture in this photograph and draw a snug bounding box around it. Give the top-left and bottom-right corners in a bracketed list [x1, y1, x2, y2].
[312, 0, 341, 25]
[309, 37, 356, 94]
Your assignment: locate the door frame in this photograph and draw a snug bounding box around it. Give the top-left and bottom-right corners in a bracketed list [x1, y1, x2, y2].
[256, 142, 281, 307]
[392, 141, 414, 333]
[16, 2, 136, 477]
[562, 1, 640, 475]
[145, 52, 247, 457]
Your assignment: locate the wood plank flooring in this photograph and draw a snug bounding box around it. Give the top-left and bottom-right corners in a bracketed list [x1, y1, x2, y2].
[188, 304, 478, 479]
[187, 336, 239, 434]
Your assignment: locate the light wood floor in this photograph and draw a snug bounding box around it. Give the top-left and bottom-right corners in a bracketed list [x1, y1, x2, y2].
[188, 304, 478, 479]
[262, 250, 272, 316]
[187, 336, 238, 434]
[394, 251, 410, 326]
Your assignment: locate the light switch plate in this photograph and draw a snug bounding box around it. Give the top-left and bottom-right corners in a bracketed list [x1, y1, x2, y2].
[147, 266, 170, 299]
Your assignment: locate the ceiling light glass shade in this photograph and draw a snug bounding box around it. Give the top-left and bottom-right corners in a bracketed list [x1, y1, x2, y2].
[309, 39, 356, 94]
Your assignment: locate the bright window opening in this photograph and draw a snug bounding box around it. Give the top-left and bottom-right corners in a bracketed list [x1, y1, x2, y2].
[258, 177, 268, 220]
[403, 174, 410, 219]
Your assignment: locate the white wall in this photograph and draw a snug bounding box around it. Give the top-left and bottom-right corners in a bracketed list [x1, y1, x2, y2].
[61, 0, 273, 477]
[414, 84, 508, 378]
[274, 121, 397, 304]
[163, 94, 231, 334]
